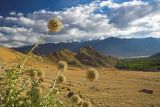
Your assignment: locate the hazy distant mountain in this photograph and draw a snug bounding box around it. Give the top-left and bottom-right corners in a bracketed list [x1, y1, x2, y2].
[13, 37, 160, 58]
[150, 52, 160, 59]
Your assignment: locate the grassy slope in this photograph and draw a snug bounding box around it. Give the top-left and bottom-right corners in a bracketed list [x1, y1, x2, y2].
[0, 47, 160, 106]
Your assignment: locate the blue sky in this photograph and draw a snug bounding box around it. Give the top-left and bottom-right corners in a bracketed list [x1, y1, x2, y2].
[0, 0, 93, 15]
[0, 0, 160, 47]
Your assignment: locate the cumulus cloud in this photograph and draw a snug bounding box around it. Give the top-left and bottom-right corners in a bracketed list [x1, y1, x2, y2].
[99, 0, 148, 8]
[0, 0, 160, 47]
[0, 16, 3, 19]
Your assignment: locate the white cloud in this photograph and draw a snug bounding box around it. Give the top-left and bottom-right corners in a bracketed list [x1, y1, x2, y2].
[9, 11, 16, 16]
[0, 0, 160, 47]
[0, 16, 3, 19]
[99, 0, 148, 8]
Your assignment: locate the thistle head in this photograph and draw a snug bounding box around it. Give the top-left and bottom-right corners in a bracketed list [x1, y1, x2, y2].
[67, 91, 74, 98]
[57, 61, 68, 72]
[47, 18, 63, 33]
[82, 101, 92, 107]
[70, 94, 81, 105]
[28, 69, 37, 79]
[57, 74, 66, 84]
[37, 70, 45, 78]
[86, 68, 99, 82]
[38, 77, 44, 83]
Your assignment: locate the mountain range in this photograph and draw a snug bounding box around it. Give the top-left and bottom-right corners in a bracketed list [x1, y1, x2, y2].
[13, 37, 160, 58]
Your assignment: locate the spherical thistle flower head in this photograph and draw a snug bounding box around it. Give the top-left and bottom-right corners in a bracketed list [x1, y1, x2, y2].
[38, 77, 44, 83]
[37, 70, 45, 78]
[82, 101, 92, 107]
[58, 61, 68, 72]
[70, 94, 81, 105]
[57, 74, 66, 84]
[67, 91, 75, 98]
[86, 68, 99, 82]
[47, 18, 63, 33]
[29, 69, 37, 79]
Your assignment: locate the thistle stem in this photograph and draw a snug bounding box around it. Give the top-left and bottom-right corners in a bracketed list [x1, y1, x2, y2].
[21, 79, 30, 90]
[44, 69, 61, 99]
[19, 32, 48, 73]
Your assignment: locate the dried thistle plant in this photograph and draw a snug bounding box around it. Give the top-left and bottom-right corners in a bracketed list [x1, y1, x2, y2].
[0, 16, 96, 107]
[28, 69, 37, 79]
[82, 101, 92, 107]
[67, 91, 75, 98]
[70, 94, 81, 105]
[58, 61, 68, 72]
[47, 18, 63, 33]
[57, 74, 66, 84]
[18, 17, 63, 74]
[0, 17, 65, 107]
[37, 70, 45, 78]
[86, 68, 99, 82]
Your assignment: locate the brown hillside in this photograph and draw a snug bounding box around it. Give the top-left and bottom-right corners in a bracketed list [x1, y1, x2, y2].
[76, 46, 118, 67]
[48, 49, 83, 67]
[48, 46, 118, 67]
[0, 47, 24, 64]
[0, 47, 54, 69]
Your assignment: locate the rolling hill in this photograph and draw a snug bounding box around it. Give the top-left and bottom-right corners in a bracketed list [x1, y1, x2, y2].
[0, 47, 24, 64]
[14, 37, 160, 58]
[48, 46, 118, 67]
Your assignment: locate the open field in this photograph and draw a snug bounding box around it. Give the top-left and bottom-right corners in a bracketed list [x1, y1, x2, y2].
[45, 67, 160, 107]
[2, 63, 160, 107]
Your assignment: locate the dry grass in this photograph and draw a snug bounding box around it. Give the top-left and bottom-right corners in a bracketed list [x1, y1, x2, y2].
[0, 47, 160, 107]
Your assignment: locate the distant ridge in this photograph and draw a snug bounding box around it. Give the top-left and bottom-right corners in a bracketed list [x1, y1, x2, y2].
[48, 46, 118, 67]
[150, 52, 160, 59]
[13, 37, 160, 58]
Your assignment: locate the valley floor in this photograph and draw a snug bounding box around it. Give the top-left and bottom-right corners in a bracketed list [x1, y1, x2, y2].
[1, 61, 160, 107]
[34, 62, 160, 107]
[62, 68, 160, 107]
